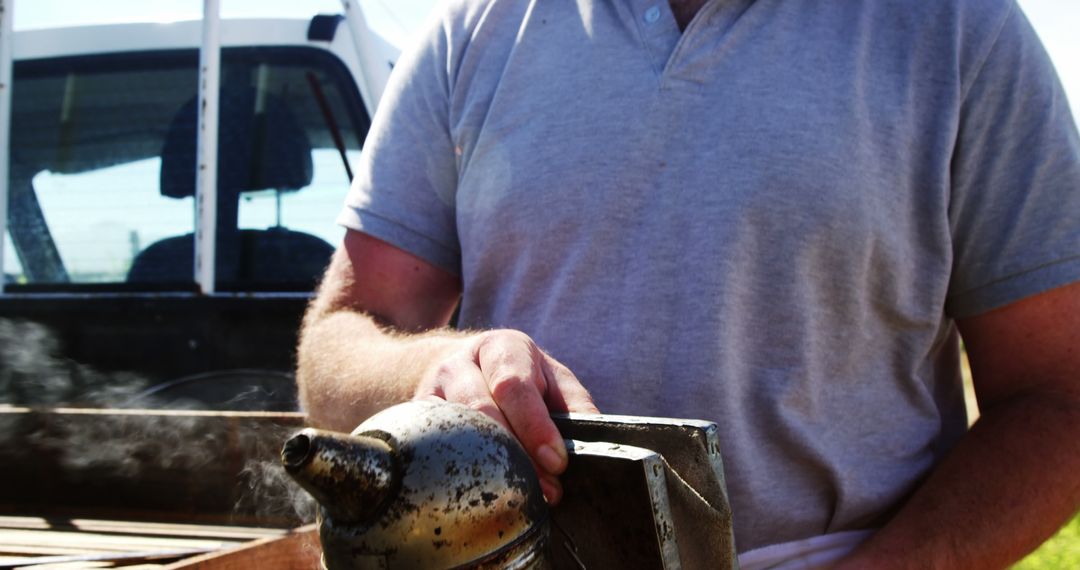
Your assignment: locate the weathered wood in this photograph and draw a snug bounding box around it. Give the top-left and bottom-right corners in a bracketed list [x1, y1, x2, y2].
[0, 549, 208, 568]
[0, 517, 309, 569]
[0, 528, 241, 553]
[0, 517, 287, 542]
[165, 525, 320, 569]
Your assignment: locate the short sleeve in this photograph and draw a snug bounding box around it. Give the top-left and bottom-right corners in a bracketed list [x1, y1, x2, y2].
[337, 14, 462, 275]
[945, 3, 1080, 318]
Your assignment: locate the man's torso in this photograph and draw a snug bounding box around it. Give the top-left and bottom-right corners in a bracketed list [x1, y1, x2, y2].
[346, 0, 1080, 551]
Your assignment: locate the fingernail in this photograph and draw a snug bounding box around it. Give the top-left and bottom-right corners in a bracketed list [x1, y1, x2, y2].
[537, 443, 566, 475]
[540, 475, 562, 505]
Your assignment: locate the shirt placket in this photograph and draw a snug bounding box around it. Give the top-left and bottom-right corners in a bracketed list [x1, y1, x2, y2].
[619, 0, 753, 88]
[623, 0, 683, 79]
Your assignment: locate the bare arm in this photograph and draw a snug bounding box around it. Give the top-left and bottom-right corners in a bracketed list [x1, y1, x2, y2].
[835, 281, 1080, 569]
[296, 229, 598, 502]
[297, 230, 464, 429]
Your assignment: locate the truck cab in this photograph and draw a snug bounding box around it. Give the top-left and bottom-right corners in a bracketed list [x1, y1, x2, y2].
[1, 7, 400, 411]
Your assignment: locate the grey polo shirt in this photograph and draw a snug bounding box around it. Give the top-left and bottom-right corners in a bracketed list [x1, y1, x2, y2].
[340, 0, 1080, 552]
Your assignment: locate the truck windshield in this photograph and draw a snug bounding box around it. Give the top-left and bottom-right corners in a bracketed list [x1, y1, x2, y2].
[5, 47, 369, 291]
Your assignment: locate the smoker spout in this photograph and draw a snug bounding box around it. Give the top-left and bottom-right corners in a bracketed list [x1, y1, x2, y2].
[282, 428, 396, 524]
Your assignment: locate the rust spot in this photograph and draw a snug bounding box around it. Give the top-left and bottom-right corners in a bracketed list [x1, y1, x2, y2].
[300, 401, 547, 567]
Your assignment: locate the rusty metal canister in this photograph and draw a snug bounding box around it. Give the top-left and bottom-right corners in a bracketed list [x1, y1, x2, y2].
[283, 400, 550, 569]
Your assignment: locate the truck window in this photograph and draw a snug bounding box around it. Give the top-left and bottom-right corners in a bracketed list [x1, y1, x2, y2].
[5, 47, 369, 292]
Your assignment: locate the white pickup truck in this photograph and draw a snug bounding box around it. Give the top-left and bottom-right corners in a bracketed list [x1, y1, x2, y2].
[0, 2, 401, 411]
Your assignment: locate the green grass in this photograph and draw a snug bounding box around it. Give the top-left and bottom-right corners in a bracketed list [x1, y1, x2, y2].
[1013, 513, 1080, 569]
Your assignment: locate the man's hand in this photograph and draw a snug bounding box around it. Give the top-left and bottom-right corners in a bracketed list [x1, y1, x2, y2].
[298, 230, 598, 505]
[416, 329, 600, 504]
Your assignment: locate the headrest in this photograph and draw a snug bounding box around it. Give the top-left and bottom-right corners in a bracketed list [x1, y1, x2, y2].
[160, 85, 313, 199]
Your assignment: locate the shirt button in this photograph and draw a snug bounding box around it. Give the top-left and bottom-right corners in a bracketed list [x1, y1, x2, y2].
[644, 6, 661, 24]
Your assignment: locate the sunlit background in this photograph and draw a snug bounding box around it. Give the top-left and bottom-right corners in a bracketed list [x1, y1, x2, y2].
[4, 0, 1078, 282]
[11, 0, 1080, 121]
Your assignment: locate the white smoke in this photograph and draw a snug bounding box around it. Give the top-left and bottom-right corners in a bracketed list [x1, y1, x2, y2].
[0, 318, 314, 525]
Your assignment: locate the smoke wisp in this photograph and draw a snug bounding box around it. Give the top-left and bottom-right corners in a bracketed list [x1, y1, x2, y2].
[0, 318, 314, 525]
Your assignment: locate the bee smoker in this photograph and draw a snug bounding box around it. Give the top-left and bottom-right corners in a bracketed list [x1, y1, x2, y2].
[282, 400, 550, 569]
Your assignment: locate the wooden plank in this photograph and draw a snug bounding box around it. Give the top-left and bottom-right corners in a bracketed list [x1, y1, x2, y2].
[0, 547, 207, 568]
[0, 528, 241, 553]
[0, 517, 287, 541]
[165, 525, 320, 569]
[0, 408, 306, 419]
[8, 563, 114, 569]
[0, 545, 96, 557]
[0, 517, 281, 567]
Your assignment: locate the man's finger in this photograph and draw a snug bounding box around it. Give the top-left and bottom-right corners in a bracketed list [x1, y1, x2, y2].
[538, 470, 563, 505]
[542, 356, 600, 414]
[477, 336, 568, 476]
[420, 355, 512, 433]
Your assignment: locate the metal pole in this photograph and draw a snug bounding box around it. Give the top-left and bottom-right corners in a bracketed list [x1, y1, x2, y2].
[0, 0, 13, 294]
[195, 0, 221, 294]
[340, 0, 393, 113]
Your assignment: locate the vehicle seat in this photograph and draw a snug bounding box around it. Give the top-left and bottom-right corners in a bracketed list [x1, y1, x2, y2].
[126, 85, 332, 288]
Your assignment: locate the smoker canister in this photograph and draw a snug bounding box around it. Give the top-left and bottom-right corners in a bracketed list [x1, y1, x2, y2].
[283, 400, 550, 569]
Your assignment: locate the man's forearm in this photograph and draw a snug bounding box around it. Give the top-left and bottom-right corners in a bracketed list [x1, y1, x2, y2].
[296, 309, 467, 432]
[835, 390, 1080, 569]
